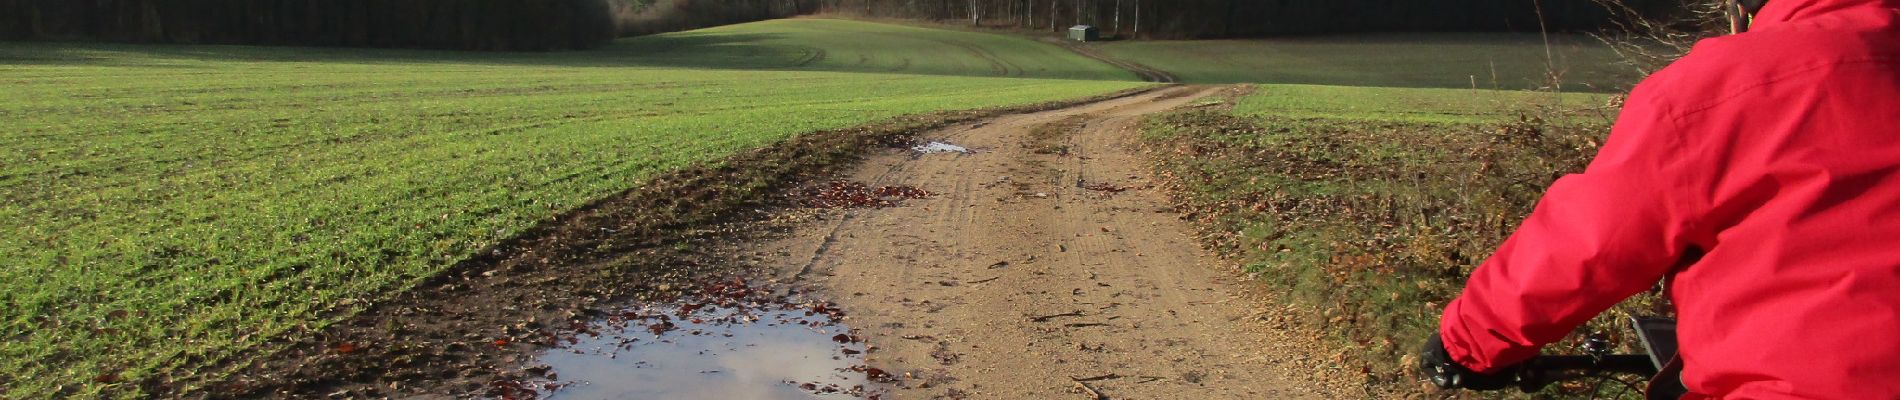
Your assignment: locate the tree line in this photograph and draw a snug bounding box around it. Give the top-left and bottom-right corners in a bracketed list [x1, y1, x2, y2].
[0, 0, 1680, 50]
[0, 0, 618, 51]
[811, 0, 1683, 38]
[610, 0, 817, 36]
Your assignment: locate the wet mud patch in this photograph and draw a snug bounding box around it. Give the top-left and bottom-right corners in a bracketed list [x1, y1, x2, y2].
[502, 279, 889, 399]
[796, 180, 933, 209]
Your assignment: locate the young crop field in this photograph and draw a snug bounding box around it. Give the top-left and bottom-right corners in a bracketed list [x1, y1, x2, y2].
[0, 19, 1143, 397]
[1097, 33, 1639, 91]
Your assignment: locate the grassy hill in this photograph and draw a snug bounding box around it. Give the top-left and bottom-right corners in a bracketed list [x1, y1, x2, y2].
[1096, 33, 1640, 91]
[618, 18, 1139, 80]
[0, 19, 1143, 398]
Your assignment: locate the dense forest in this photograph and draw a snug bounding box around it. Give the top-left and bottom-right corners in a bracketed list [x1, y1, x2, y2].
[611, 0, 816, 36]
[0, 0, 619, 50]
[0, 0, 1678, 50]
[814, 0, 1683, 38]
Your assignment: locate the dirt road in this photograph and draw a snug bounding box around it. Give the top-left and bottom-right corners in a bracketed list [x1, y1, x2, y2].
[744, 86, 1341, 399]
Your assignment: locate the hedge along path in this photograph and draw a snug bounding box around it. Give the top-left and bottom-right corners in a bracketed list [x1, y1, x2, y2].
[0, 24, 1144, 398]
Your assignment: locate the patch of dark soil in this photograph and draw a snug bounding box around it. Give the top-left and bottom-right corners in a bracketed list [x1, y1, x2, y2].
[1080, 181, 1132, 194]
[1151, 86, 1202, 101]
[797, 180, 933, 209]
[1026, 115, 1087, 156]
[165, 87, 1161, 399]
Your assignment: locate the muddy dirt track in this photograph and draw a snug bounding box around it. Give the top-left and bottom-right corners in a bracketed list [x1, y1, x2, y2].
[208, 86, 1363, 399]
[742, 86, 1347, 399]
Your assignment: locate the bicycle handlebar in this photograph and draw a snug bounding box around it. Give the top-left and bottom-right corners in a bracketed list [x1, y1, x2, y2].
[1427, 317, 1675, 395]
[1528, 355, 1656, 373]
[1517, 354, 1659, 392]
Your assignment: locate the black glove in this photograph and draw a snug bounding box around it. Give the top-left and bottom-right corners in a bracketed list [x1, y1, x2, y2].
[1418, 332, 1522, 391]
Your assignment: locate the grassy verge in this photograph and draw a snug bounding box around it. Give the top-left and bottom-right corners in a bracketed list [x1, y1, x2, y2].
[0, 19, 1143, 398]
[1142, 85, 1665, 395]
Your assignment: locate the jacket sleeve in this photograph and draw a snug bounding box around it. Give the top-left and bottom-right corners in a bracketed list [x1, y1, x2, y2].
[1438, 89, 1708, 373]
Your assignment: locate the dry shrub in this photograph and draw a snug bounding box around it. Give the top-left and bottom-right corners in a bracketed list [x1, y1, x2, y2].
[1589, 0, 1731, 75]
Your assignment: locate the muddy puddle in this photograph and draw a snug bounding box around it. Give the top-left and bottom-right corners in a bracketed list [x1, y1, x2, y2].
[910, 141, 970, 154]
[494, 280, 888, 399]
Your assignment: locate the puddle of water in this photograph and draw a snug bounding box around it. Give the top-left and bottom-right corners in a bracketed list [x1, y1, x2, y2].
[911, 141, 970, 154]
[512, 280, 886, 400]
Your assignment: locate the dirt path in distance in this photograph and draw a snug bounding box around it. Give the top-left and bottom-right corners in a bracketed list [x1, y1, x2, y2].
[744, 86, 1346, 399]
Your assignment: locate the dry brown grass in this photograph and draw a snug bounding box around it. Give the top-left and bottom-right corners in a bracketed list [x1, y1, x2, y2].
[1143, 102, 1668, 396]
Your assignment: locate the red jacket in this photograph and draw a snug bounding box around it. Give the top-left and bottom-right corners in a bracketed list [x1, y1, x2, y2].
[1438, 0, 1900, 398]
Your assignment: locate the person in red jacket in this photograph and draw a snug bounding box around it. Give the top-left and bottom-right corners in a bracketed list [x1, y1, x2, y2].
[1420, 0, 1900, 398]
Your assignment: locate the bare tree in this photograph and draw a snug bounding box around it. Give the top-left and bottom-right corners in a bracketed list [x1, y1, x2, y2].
[1073, 0, 1082, 26]
[1025, 0, 1034, 28]
[1131, 0, 1140, 37]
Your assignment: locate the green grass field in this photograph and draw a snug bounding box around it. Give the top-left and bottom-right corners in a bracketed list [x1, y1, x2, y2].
[0, 19, 1143, 397]
[1096, 33, 1639, 91]
[1235, 84, 1617, 124]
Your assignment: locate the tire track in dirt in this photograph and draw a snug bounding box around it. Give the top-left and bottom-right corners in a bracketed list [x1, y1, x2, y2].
[1048, 39, 1179, 83]
[744, 86, 1346, 399]
[795, 46, 829, 67]
[932, 38, 1019, 77]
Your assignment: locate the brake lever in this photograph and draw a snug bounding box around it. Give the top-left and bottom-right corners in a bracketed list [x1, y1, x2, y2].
[1583, 335, 1613, 361]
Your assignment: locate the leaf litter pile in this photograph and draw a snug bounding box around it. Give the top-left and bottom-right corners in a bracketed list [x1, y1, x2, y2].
[797, 180, 933, 209]
[499, 278, 891, 399]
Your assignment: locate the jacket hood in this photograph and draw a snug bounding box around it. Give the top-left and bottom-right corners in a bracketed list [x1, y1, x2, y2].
[1752, 0, 1900, 28]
